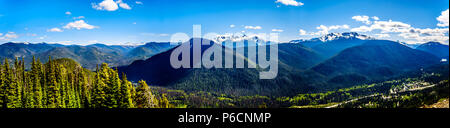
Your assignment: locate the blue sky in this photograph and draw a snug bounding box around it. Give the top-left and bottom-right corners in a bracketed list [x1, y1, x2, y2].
[0, 0, 448, 45]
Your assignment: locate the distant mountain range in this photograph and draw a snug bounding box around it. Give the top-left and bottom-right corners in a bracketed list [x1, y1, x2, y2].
[416, 42, 449, 59]
[311, 40, 440, 87]
[0, 42, 176, 69]
[1, 32, 448, 96]
[117, 32, 448, 96]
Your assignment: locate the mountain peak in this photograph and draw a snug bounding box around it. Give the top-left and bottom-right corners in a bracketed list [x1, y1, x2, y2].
[312, 32, 373, 42]
[214, 34, 266, 43]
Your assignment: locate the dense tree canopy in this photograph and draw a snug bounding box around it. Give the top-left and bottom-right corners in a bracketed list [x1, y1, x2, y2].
[0, 57, 170, 108]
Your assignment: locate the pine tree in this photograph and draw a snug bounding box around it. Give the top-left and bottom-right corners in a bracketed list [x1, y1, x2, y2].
[46, 56, 60, 108]
[119, 73, 134, 108]
[135, 80, 155, 108]
[159, 94, 170, 108]
[5, 58, 21, 108]
[91, 65, 107, 108]
[31, 56, 43, 108]
[0, 59, 6, 108]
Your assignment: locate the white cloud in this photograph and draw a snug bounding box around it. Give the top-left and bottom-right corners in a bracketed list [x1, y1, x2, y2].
[398, 28, 449, 44]
[63, 20, 98, 30]
[351, 26, 372, 32]
[272, 29, 284, 32]
[244, 26, 262, 30]
[314, 24, 350, 35]
[350, 14, 449, 44]
[0, 32, 19, 41]
[275, 0, 304, 7]
[133, 22, 137, 24]
[299, 29, 307, 35]
[372, 16, 380, 21]
[352, 15, 371, 25]
[437, 9, 449, 27]
[47, 27, 64, 32]
[230, 24, 236, 28]
[135, 1, 143, 5]
[117, 0, 132, 10]
[372, 20, 411, 33]
[65, 11, 72, 15]
[93, 0, 132, 11]
[351, 20, 411, 33]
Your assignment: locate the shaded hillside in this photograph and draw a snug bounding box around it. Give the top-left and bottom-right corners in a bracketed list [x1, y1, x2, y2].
[37, 46, 125, 70]
[0, 42, 62, 63]
[127, 42, 176, 61]
[87, 43, 136, 56]
[312, 40, 441, 87]
[291, 32, 373, 59]
[0, 42, 177, 70]
[118, 38, 322, 96]
[416, 42, 449, 59]
[277, 43, 325, 70]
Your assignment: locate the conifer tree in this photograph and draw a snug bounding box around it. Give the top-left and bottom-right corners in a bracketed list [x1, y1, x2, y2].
[0, 59, 6, 108]
[135, 80, 155, 108]
[31, 56, 43, 108]
[91, 65, 107, 108]
[46, 56, 60, 108]
[119, 73, 134, 108]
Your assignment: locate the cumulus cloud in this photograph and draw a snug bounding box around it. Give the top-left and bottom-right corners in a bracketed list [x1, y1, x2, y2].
[299, 29, 307, 35]
[63, 20, 98, 30]
[314, 24, 350, 35]
[350, 13, 449, 44]
[230, 24, 235, 28]
[372, 16, 380, 21]
[245, 26, 262, 30]
[275, 0, 304, 6]
[0, 32, 19, 41]
[47, 27, 64, 32]
[92, 0, 119, 11]
[350, 26, 372, 32]
[117, 0, 132, 10]
[351, 20, 411, 33]
[92, 0, 132, 11]
[437, 9, 449, 27]
[135, 1, 143, 5]
[272, 29, 284, 32]
[65, 11, 72, 15]
[352, 15, 371, 25]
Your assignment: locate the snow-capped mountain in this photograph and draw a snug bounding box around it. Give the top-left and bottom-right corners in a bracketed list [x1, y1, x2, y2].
[213, 33, 274, 48]
[288, 32, 373, 45]
[310, 32, 373, 42]
[214, 33, 267, 43]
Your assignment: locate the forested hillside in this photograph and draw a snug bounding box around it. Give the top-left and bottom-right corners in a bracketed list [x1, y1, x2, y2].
[0, 57, 170, 108]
